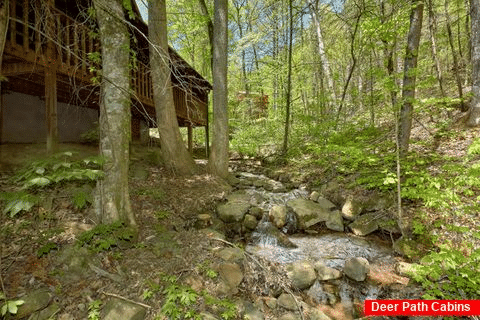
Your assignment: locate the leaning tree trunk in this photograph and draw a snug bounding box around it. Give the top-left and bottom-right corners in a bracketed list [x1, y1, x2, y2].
[208, 0, 229, 178]
[468, 0, 480, 126]
[398, 0, 424, 158]
[93, 0, 135, 225]
[149, 0, 196, 175]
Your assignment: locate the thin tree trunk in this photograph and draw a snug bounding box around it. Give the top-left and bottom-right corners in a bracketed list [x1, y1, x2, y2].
[198, 0, 213, 72]
[282, 0, 293, 155]
[466, 0, 472, 63]
[93, 0, 135, 225]
[208, 0, 229, 178]
[445, 0, 466, 111]
[468, 0, 480, 126]
[399, 0, 424, 158]
[308, 0, 335, 102]
[427, 0, 445, 96]
[0, 0, 9, 145]
[149, 0, 196, 175]
[335, 13, 362, 128]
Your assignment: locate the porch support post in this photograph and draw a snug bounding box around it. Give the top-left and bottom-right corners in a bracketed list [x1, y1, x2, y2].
[187, 124, 193, 154]
[45, 0, 57, 152]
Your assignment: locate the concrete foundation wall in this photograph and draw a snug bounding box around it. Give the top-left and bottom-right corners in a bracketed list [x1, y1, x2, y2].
[1, 92, 98, 143]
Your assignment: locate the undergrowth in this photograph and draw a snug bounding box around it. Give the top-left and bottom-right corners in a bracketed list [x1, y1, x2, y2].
[76, 220, 136, 252]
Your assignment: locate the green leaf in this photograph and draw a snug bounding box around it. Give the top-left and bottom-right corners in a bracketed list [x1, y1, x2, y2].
[24, 177, 51, 189]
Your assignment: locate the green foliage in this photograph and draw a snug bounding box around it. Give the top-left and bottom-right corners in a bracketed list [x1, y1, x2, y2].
[71, 188, 93, 210]
[88, 300, 102, 320]
[203, 292, 237, 320]
[135, 187, 165, 201]
[0, 297, 24, 316]
[408, 245, 480, 300]
[196, 260, 218, 279]
[468, 138, 480, 156]
[76, 221, 135, 252]
[0, 191, 39, 217]
[154, 210, 170, 220]
[13, 152, 104, 190]
[37, 242, 58, 257]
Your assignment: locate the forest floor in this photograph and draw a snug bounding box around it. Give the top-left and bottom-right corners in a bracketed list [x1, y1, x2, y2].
[0, 111, 479, 319]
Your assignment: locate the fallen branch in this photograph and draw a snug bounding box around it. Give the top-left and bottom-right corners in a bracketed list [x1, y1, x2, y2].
[101, 291, 152, 309]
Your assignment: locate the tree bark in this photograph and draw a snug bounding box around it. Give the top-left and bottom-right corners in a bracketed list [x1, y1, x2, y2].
[149, 0, 197, 175]
[427, 0, 445, 96]
[445, 0, 466, 111]
[208, 0, 229, 178]
[308, 0, 335, 102]
[399, 0, 424, 158]
[468, 0, 480, 126]
[198, 0, 213, 72]
[0, 0, 9, 144]
[282, 0, 293, 155]
[93, 0, 135, 225]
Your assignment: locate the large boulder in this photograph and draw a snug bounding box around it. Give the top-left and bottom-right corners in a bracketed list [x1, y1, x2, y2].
[314, 262, 342, 280]
[348, 213, 379, 236]
[216, 191, 252, 223]
[287, 198, 343, 231]
[286, 260, 316, 290]
[269, 205, 288, 228]
[344, 257, 370, 281]
[102, 297, 146, 320]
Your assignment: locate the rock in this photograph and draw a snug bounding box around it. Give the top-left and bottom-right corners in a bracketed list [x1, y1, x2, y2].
[195, 213, 213, 229]
[14, 289, 53, 319]
[254, 222, 297, 248]
[279, 313, 302, 320]
[199, 228, 226, 240]
[395, 262, 419, 276]
[277, 293, 298, 311]
[226, 174, 241, 186]
[269, 205, 288, 228]
[249, 206, 264, 219]
[286, 199, 330, 230]
[217, 191, 252, 223]
[306, 281, 328, 305]
[341, 197, 363, 220]
[344, 257, 370, 281]
[264, 297, 277, 309]
[314, 262, 342, 280]
[325, 210, 344, 232]
[316, 197, 336, 210]
[102, 297, 146, 320]
[308, 308, 332, 320]
[348, 212, 379, 236]
[219, 262, 243, 289]
[286, 260, 316, 290]
[244, 214, 258, 230]
[216, 247, 245, 263]
[377, 217, 402, 234]
[243, 301, 264, 320]
[310, 191, 320, 202]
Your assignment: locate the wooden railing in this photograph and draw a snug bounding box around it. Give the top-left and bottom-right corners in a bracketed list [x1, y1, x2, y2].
[4, 0, 207, 126]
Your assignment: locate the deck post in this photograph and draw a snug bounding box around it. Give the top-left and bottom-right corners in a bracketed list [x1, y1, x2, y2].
[45, 0, 57, 152]
[187, 124, 193, 153]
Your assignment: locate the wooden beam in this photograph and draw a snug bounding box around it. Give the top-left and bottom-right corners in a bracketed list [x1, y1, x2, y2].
[187, 124, 193, 153]
[45, 68, 57, 152]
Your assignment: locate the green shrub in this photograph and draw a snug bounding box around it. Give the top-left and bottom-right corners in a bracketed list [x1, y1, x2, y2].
[76, 221, 135, 252]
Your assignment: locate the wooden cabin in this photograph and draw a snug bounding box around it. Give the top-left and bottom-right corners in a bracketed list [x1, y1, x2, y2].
[0, 0, 211, 152]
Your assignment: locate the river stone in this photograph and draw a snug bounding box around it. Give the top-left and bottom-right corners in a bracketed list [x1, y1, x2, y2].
[243, 301, 264, 320]
[216, 247, 245, 263]
[310, 191, 320, 202]
[395, 262, 418, 276]
[219, 262, 243, 289]
[217, 191, 252, 223]
[286, 260, 316, 289]
[279, 313, 302, 320]
[264, 297, 277, 309]
[244, 214, 258, 230]
[344, 257, 370, 281]
[286, 199, 331, 230]
[341, 197, 363, 220]
[269, 205, 287, 228]
[325, 210, 344, 232]
[349, 212, 379, 236]
[308, 308, 333, 320]
[316, 197, 336, 210]
[14, 289, 52, 319]
[314, 262, 342, 280]
[102, 297, 146, 320]
[277, 293, 298, 311]
[249, 206, 264, 219]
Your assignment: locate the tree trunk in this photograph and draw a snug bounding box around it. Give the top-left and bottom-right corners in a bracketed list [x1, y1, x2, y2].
[468, 0, 480, 126]
[93, 0, 135, 225]
[149, 0, 196, 175]
[282, 0, 293, 155]
[308, 0, 335, 102]
[198, 0, 213, 72]
[445, 0, 466, 111]
[0, 0, 9, 144]
[208, 0, 229, 178]
[427, 0, 445, 96]
[399, 0, 424, 158]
